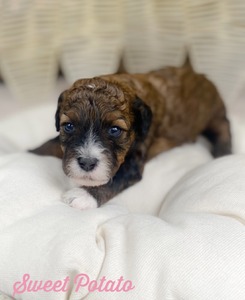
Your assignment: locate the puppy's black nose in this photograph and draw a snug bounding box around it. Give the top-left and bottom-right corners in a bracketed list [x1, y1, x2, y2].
[77, 157, 98, 172]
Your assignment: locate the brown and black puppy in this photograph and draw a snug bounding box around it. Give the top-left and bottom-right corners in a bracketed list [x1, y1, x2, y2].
[31, 63, 231, 207]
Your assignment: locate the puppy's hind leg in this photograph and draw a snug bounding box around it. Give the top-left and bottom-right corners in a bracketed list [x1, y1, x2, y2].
[29, 136, 63, 158]
[202, 112, 232, 158]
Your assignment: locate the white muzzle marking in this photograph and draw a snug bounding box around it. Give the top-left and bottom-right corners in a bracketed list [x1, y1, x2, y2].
[66, 133, 111, 186]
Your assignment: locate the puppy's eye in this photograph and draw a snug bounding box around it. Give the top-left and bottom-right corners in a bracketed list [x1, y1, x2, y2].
[108, 126, 122, 138]
[63, 123, 75, 133]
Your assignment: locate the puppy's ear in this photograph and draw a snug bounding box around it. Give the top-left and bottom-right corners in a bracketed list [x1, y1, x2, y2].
[132, 97, 152, 141]
[55, 92, 65, 132]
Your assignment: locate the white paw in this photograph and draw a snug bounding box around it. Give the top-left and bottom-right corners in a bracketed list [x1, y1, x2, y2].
[62, 188, 98, 210]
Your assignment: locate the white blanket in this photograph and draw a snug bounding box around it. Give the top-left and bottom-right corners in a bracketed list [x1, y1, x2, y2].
[0, 104, 245, 300]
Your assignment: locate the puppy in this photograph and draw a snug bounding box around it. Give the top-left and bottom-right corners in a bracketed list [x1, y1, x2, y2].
[31, 62, 231, 207]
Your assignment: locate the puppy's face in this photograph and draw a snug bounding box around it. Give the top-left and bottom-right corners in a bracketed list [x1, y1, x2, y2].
[55, 77, 152, 187]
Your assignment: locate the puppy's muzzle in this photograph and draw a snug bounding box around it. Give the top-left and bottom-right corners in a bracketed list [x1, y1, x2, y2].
[77, 157, 98, 172]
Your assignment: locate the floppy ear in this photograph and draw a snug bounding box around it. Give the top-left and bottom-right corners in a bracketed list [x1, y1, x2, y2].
[55, 91, 65, 132]
[132, 97, 152, 141]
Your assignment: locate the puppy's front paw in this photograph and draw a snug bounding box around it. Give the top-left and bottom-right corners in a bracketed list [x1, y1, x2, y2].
[62, 188, 98, 210]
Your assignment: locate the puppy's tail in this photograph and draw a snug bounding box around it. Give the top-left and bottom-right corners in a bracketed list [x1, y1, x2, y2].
[116, 55, 128, 74]
[183, 53, 193, 70]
